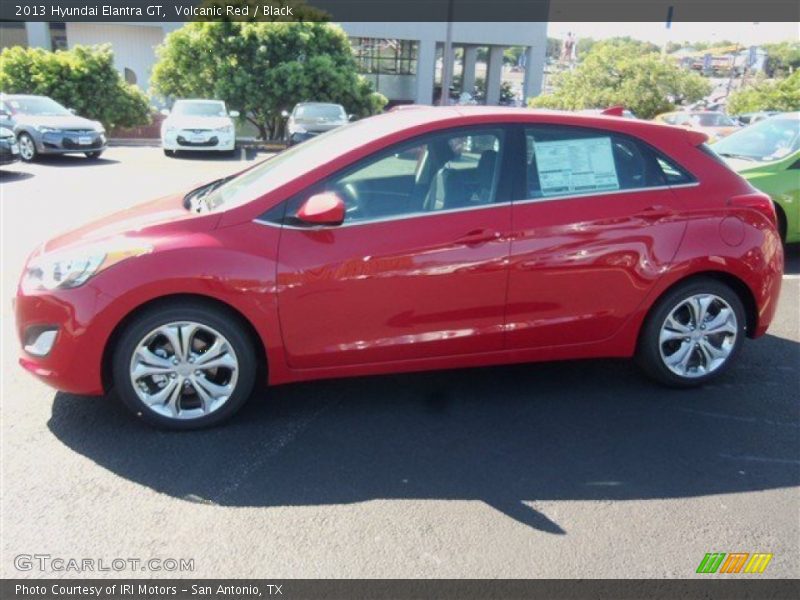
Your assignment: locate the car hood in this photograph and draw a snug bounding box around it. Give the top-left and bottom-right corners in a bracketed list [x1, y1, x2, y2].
[15, 114, 101, 130]
[42, 192, 218, 254]
[164, 116, 233, 130]
[293, 118, 347, 132]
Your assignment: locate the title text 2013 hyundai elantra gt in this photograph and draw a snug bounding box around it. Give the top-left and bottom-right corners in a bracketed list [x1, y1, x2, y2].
[15, 108, 784, 429]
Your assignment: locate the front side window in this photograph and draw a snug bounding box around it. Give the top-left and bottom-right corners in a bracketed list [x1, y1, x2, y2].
[524, 125, 690, 199]
[314, 128, 506, 224]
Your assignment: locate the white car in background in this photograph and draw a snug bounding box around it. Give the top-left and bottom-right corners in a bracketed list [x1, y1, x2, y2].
[160, 99, 239, 156]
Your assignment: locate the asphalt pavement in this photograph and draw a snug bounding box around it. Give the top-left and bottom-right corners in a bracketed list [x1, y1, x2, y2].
[1, 147, 798, 578]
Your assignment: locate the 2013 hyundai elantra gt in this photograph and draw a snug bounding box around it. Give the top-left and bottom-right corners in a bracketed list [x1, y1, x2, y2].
[15, 107, 784, 429]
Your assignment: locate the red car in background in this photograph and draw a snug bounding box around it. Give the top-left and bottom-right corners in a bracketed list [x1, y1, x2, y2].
[15, 107, 783, 429]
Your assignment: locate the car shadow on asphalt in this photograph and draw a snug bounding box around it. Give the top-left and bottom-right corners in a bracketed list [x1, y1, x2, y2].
[48, 333, 799, 535]
[784, 243, 799, 276]
[34, 155, 120, 167]
[0, 169, 35, 182]
[168, 147, 265, 162]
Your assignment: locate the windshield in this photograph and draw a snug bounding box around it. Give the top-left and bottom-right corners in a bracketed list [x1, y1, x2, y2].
[294, 104, 346, 120]
[202, 119, 368, 211]
[692, 113, 736, 127]
[713, 117, 800, 162]
[172, 101, 227, 117]
[5, 96, 71, 116]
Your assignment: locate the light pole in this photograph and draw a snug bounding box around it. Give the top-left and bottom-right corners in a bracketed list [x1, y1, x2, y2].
[440, 0, 455, 106]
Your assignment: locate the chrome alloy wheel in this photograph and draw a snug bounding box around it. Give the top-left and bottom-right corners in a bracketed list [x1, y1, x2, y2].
[18, 134, 35, 161]
[658, 294, 738, 379]
[129, 321, 239, 420]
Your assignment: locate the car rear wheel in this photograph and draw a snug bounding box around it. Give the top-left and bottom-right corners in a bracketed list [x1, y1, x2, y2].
[636, 278, 746, 387]
[85, 151, 103, 159]
[17, 132, 37, 162]
[112, 302, 257, 429]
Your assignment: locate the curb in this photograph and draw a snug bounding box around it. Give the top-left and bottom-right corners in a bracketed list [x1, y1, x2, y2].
[108, 139, 288, 151]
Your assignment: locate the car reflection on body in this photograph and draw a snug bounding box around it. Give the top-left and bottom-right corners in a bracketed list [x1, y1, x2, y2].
[15, 107, 783, 429]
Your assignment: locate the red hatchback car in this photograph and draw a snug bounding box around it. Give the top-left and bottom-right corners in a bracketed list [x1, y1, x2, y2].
[16, 107, 783, 429]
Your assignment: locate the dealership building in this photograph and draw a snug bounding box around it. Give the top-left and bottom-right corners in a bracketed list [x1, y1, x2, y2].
[2, 21, 547, 105]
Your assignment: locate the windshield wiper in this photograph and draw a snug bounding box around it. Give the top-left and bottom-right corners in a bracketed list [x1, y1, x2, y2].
[717, 152, 757, 161]
[183, 175, 234, 212]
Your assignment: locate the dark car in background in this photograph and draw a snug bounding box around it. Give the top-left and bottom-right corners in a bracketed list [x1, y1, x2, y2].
[283, 102, 351, 145]
[0, 126, 20, 166]
[0, 94, 106, 161]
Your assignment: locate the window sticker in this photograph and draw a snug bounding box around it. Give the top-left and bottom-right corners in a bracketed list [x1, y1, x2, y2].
[533, 137, 620, 196]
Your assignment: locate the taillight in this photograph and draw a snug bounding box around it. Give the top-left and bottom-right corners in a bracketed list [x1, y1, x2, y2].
[728, 192, 777, 227]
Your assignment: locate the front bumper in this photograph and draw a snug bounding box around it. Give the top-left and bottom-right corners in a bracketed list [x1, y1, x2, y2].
[288, 131, 320, 145]
[0, 138, 20, 164]
[162, 129, 235, 151]
[37, 130, 106, 155]
[15, 283, 115, 396]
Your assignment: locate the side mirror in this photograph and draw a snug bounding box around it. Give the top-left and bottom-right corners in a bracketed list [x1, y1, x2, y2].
[296, 192, 345, 226]
[281, 110, 290, 119]
[160, 108, 170, 116]
[229, 110, 240, 118]
[348, 114, 356, 121]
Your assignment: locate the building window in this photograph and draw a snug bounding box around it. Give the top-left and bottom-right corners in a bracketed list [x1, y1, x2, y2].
[48, 23, 67, 51]
[0, 22, 27, 50]
[351, 38, 417, 75]
[124, 68, 138, 85]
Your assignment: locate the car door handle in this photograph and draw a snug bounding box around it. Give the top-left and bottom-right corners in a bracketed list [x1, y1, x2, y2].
[636, 205, 675, 221]
[457, 228, 502, 246]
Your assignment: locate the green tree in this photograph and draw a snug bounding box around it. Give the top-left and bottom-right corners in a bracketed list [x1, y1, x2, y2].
[0, 44, 150, 129]
[763, 41, 800, 77]
[529, 40, 711, 119]
[151, 21, 386, 140]
[727, 71, 800, 114]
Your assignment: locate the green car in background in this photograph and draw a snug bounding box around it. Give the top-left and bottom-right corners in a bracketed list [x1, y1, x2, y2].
[712, 113, 800, 244]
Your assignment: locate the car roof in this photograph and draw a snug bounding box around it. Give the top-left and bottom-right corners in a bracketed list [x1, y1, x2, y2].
[174, 99, 225, 103]
[1, 94, 49, 99]
[295, 102, 345, 107]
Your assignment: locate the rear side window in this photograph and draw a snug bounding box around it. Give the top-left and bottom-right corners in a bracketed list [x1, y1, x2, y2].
[524, 125, 688, 199]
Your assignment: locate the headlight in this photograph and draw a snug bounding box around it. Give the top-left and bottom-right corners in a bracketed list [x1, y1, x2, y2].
[214, 125, 234, 134]
[22, 239, 152, 293]
[36, 126, 59, 134]
[163, 124, 177, 134]
[0, 126, 14, 137]
[92, 121, 105, 134]
[289, 123, 306, 134]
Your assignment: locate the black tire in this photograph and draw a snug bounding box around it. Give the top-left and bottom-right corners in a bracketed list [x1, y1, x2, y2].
[163, 149, 176, 157]
[635, 277, 746, 387]
[17, 132, 37, 162]
[85, 151, 103, 159]
[775, 204, 788, 244]
[112, 301, 257, 430]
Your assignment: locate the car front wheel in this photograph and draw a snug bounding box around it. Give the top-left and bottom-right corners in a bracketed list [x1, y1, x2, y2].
[85, 151, 103, 159]
[636, 278, 746, 387]
[17, 132, 37, 162]
[112, 302, 257, 429]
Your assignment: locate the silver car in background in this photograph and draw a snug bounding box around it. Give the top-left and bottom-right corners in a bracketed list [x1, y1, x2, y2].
[0, 94, 106, 161]
[283, 102, 351, 145]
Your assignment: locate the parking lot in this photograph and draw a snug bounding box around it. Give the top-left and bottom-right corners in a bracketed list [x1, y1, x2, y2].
[1, 146, 798, 578]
